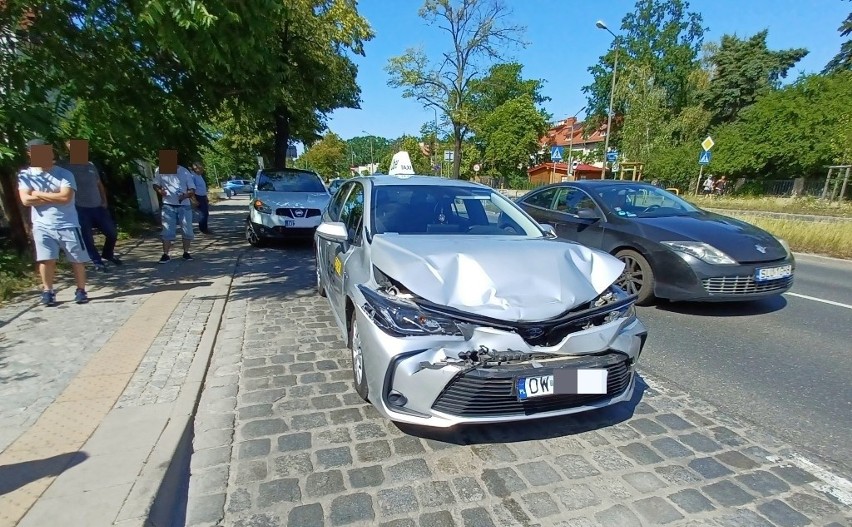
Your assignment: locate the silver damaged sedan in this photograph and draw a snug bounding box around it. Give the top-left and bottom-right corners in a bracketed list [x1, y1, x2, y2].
[314, 172, 648, 428]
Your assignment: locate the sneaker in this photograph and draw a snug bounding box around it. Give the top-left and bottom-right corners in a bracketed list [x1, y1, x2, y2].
[182, 252, 193, 260]
[94, 262, 109, 272]
[40, 290, 56, 306]
[158, 254, 170, 264]
[74, 288, 89, 304]
[105, 256, 123, 266]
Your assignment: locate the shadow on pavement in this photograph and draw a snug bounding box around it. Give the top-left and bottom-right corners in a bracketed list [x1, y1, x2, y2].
[395, 375, 648, 445]
[0, 451, 89, 495]
[651, 295, 787, 317]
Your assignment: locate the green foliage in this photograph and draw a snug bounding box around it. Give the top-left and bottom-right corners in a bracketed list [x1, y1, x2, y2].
[584, 0, 705, 125]
[478, 96, 548, 188]
[824, 2, 852, 73]
[299, 132, 349, 179]
[703, 30, 808, 124]
[711, 71, 852, 178]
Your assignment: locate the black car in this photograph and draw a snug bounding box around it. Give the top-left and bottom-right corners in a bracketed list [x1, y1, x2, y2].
[516, 181, 795, 305]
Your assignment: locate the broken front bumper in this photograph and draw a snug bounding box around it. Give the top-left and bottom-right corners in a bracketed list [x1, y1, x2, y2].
[357, 305, 648, 428]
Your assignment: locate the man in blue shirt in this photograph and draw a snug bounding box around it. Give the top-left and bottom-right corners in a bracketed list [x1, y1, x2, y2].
[17, 138, 90, 306]
[190, 162, 211, 234]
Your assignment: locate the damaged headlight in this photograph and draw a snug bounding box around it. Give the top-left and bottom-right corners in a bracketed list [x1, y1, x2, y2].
[591, 286, 636, 325]
[358, 285, 464, 337]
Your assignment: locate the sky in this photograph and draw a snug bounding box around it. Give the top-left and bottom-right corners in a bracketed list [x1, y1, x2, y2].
[321, 0, 849, 147]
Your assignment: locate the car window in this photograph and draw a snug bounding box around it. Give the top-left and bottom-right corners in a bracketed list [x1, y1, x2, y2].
[553, 187, 585, 215]
[339, 183, 364, 244]
[327, 182, 351, 221]
[372, 185, 544, 236]
[256, 170, 325, 192]
[523, 187, 558, 209]
[596, 185, 699, 217]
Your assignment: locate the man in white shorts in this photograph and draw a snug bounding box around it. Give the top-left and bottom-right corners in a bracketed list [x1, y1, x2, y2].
[153, 162, 196, 263]
[17, 138, 90, 306]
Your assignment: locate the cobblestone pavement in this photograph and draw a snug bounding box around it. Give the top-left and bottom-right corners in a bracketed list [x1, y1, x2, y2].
[187, 245, 852, 527]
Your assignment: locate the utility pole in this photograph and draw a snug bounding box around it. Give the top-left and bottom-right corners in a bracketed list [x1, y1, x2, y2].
[566, 106, 586, 180]
[596, 20, 620, 179]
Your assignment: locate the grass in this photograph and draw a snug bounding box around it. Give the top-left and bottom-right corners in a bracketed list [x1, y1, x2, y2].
[689, 195, 852, 217]
[0, 248, 37, 301]
[732, 214, 852, 259]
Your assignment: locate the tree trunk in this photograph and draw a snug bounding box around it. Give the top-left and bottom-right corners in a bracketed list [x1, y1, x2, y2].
[452, 126, 462, 179]
[0, 165, 32, 254]
[273, 106, 290, 170]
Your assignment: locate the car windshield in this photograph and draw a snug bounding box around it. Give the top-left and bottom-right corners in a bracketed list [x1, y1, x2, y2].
[594, 185, 700, 218]
[256, 170, 325, 192]
[372, 184, 544, 236]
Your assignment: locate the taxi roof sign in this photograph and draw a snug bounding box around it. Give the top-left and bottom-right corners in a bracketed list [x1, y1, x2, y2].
[388, 151, 416, 177]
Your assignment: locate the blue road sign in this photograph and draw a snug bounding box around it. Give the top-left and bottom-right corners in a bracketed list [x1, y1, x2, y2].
[551, 146, 563, 161]
[699, 150, 712, 165]
[606, 150, 618, 163]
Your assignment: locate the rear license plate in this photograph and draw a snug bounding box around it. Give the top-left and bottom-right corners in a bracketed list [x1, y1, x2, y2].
[284, 220, 296, 227]
[517, 369, 609, 400]
[754, 264, 792, 282]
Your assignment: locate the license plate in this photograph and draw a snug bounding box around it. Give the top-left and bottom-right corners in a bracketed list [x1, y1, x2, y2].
[754, 264, 792, 282]
[284, 220, 296, 227]
[517, 369, 609, 400]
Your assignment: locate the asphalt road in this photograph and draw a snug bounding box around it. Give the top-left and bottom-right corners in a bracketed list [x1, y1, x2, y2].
[637, 253, 852, 475]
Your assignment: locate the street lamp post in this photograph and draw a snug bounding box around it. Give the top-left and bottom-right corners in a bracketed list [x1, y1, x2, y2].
[361, 130, 375, 174]
[566, 106, 586, 180]
[596, 20, 619, 179]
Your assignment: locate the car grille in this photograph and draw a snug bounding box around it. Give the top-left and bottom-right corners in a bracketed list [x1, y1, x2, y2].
[431, 353, 632, 418]
[702, 275, 793, 295]
[276, 208, 321, 218]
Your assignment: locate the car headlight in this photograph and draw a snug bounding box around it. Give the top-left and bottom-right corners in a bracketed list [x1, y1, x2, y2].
[358, 285, 463, 337]
[661, 241, 736, 265]
[253, 199, 271, 214]
[595, 285, 636, 322]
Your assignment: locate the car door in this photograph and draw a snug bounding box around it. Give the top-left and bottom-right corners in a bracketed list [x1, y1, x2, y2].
[517, 187, 560, 226]
[317, 182, 353, 319]
[328, 182, 365, 316]
[550, 186, 605, 249]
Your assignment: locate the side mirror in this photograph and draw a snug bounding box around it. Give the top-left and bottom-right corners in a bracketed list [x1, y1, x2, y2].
[540, 224, 558, 238]
[577, 208, 600, 220]
[316, 221, 348, 242]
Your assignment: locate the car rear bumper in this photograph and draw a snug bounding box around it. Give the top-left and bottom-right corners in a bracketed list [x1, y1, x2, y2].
[356, 305, 648, 428]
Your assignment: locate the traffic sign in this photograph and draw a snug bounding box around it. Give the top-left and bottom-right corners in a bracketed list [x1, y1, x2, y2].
[701, 136, 715, 151]
[473, 163, 480, 172]
[699, 150, 712, 165]
[443, 150, 454, 162]
[551, 146, 563, 161]
[606, 150, 618, 163]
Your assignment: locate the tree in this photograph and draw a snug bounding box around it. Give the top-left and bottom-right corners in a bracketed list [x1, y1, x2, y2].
[824, 1, 852, 73]
[703, 31, 807, 125]
[583, 0, 705, 126]
[299, 132, 348, 179]
[386, 0, 526, 179]
[478, 96, 547, 188]
[614, 63, 667, 164]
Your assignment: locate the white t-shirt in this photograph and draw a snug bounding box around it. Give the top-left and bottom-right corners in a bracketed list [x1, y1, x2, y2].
[154, 165, 196, 207]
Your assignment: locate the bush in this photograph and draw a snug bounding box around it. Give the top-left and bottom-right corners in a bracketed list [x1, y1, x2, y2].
[0, 248, 36, 301]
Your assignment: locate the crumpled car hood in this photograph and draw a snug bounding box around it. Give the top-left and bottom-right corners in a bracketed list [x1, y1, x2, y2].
[254, 191, 330, 209]
[369, 235, 625, 322]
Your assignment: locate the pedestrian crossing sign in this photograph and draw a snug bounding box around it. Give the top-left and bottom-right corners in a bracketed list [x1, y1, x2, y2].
[699, 150, 712, 165]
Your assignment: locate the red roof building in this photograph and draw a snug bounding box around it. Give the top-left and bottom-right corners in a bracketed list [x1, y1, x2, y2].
[527, 162, 604, 186]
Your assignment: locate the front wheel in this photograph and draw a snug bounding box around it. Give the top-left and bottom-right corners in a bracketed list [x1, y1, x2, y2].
[348, 310, 369, 401]
[246, 223, 265, 247]
[615, 249, 655, 306]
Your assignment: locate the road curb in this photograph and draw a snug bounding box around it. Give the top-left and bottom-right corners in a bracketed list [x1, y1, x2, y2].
[113, 274, 235, 526]
[705, 207, 852, 223]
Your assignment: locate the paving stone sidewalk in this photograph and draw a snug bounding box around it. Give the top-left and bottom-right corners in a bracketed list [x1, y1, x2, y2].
[187, 244, 852, 527]
[0, 198, 247, 527]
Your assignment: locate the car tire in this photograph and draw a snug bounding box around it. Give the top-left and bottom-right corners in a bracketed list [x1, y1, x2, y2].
[246, 223, 265, 248]
[348, 309, 369, 402]
[615, 249, 655, 306]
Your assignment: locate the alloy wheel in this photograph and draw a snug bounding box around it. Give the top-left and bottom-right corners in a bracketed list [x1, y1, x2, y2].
[618, 254, 644, 296]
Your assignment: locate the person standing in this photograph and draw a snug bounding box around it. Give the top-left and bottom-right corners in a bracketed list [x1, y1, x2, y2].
[58, 139, 122, 272]
[190, 162, 210, 234]
[702, 174, 715, 195]
[152, 161, 196, 263]
[17, 138, 89, 305]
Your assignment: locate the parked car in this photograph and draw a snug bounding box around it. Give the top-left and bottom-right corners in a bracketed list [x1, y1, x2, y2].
[516, 181, 795, 305]
[245, 168, 330, 247]
[314, 163, 647, 428]
[223, 179, 253, 197]
[327, 178, 346, 196]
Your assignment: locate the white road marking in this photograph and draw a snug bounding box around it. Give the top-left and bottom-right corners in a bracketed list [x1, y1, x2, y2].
[790, 454, 852, 506]
[784, 292, 852, 310]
